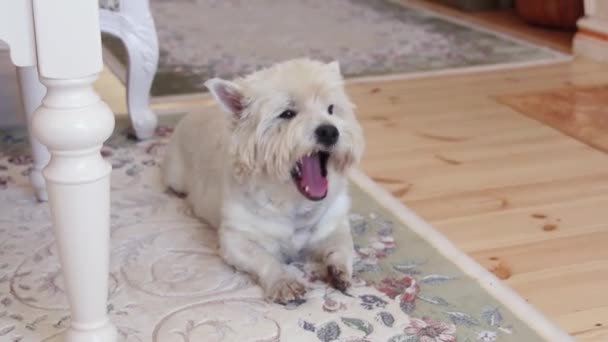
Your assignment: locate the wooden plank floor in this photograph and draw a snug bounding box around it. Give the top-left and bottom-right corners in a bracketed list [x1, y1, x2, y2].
[346, 58, 608, 341]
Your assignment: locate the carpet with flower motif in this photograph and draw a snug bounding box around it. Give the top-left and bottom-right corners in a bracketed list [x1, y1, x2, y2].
[0, 113, 570, 341]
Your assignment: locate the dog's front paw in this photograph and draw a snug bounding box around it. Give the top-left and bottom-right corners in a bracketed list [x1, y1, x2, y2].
[327, 263, 352, 292]
[266, 278, 307, 305]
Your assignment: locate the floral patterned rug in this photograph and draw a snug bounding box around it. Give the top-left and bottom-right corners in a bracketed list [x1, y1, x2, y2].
[0, 114, 568, 341]
[102, 0, 567, 97]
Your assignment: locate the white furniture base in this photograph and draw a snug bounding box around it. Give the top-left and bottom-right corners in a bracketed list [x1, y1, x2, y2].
[574, 0, 608, 62]
[100, 0, 159, 140]
[1, 1, 117, 341]
[8, 0, 159, 202]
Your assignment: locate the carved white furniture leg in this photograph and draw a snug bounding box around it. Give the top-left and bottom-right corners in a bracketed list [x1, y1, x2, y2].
[34, 75, 116, 342]
[0, 0, 118, 341]
[16, 66, 49, 202]
[100, 0, 159, 139]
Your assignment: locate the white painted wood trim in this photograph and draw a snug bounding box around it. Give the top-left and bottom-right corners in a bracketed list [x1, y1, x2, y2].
[99, 0, 159, 139]
[574, 35, 608, 62]
[0, 1, 37, 66]
[575, 0, 608, 61]
[577, 16, 608, 33]
[584, 0, 597, 16]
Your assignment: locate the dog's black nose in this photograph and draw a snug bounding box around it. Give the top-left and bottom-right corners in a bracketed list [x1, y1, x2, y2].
[315, 124, 339, 147]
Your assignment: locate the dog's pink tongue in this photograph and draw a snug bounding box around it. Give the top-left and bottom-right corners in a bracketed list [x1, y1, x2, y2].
[300, 154, 328, 198]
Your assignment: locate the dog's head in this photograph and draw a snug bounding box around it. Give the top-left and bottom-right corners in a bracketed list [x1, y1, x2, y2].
[205, 59, 364, 201]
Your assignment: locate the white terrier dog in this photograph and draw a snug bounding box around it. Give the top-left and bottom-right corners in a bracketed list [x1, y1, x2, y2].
[163, 59, 364, 304]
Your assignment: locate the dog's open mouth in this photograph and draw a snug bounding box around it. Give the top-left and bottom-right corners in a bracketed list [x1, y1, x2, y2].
[291, 151, 330, 201]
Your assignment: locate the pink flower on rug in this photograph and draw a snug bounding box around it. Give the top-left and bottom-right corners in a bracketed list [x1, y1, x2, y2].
[8, 154, 32, 165]
[145, 142, 166, 157]
[405, 317, 457, 342]
[155, 125, 174, 138]
[379, 235, 395, 249]
[376, 276, 420, 302]
[322, 295, 346, 313]
[369, 235, 395, 251]
[0, 175, 12, 189]
[358, 235, 396, 261]
[357, 247, 382, 259]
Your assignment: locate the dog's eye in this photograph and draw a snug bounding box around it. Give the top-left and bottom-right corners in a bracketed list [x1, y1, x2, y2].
[328, 104, 334, 115]
[279, 109, 297, 119]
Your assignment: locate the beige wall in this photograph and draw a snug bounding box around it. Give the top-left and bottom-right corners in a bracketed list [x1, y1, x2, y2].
[586, 0, 608, 19]
[597, 2, 608, 18]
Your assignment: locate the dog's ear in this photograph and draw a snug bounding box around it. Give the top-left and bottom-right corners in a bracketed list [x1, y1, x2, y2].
[205, 78, 246, 117]
[327, 61, 341, 76]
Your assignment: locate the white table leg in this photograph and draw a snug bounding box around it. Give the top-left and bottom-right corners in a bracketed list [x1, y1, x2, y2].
[16, 66, 49, 201]
[29, 1, 117, 340]
[32, 75, 117, 342]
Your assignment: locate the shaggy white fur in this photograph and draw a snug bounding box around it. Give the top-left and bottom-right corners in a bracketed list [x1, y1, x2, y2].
[163, 59, 364, 304]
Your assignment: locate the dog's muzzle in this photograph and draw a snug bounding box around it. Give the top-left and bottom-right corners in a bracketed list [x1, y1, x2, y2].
[315, 124, 339, 147]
